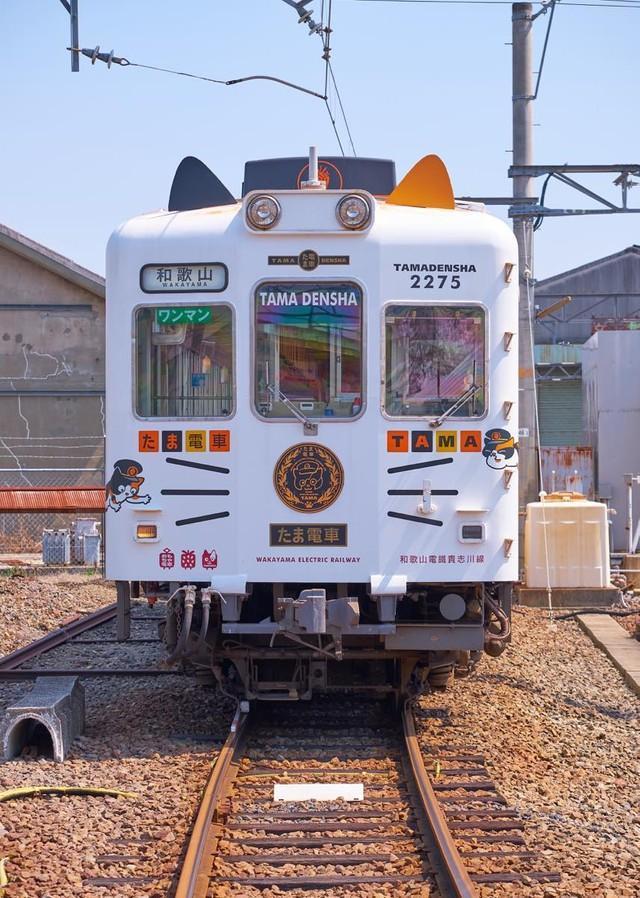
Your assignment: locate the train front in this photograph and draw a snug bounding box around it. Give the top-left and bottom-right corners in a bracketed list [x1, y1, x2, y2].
[105, 153, 519, 700]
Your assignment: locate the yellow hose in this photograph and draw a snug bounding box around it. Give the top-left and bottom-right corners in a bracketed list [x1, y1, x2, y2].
[0, 785, 137, 802]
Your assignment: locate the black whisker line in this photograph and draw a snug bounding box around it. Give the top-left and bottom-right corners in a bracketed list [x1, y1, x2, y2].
[387, 511, 443, 527]
[387, 489, 458, 496]
[387, 457, 454, 474]
[166, 457, 230, 474]
[175, 511, 230, 527]
[161, 489, 230, 496]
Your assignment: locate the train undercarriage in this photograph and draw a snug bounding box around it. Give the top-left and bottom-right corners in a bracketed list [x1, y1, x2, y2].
[119, 579, 512, 701]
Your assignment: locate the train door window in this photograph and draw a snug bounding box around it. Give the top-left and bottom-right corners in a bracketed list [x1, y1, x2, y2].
[135, 305, 234, 418]
[254, 282, 364, 419]
[383, 304, 485, 417]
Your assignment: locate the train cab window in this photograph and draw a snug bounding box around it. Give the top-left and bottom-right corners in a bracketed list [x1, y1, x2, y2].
[384, 304, 485, 417]
[135, 305, 234, 418]
[254, 282, 364, 420]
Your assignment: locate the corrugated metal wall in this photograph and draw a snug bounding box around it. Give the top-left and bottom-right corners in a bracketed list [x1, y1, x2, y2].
[538, 380, 584, 446]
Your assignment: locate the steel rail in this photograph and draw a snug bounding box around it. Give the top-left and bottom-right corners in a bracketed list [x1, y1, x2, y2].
[0, 602, 117, 670]
[174, 707, 249, 898]
[0, 669, 196, 680]
[402, 704, 479, 898]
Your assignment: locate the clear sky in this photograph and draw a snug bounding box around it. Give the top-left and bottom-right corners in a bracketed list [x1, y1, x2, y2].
[1, 0, 638, 280]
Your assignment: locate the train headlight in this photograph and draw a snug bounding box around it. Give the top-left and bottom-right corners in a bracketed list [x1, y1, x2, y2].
[336, 194, 371, 230]
[246, 195, 281, 230]
[439, 593, 466, 622]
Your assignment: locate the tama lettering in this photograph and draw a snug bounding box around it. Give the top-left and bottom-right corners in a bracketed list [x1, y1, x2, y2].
[259, 290, 358, 307]
[393, 263, 477, 272]
[389, 430, 482, 454]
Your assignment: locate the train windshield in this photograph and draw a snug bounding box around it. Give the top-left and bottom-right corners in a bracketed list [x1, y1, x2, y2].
[384, 304, 485, 417]
[135, 305, 234, 418]
[255, 282, 363, 420]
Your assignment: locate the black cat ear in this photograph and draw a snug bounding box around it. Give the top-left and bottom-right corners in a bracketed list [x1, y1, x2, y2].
[168, 156, 236, 211]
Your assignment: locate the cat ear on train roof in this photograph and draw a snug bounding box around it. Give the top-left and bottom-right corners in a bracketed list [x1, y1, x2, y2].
[385, 154, 455, 210]
[168, 156, 236, 212]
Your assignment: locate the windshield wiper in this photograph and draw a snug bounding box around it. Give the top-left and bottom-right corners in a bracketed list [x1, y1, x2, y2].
[429, 383, 481, 428]
[267, 384, 318, 435]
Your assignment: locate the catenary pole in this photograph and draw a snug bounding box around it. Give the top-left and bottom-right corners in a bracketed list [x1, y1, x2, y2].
[512, 2, 538, 562]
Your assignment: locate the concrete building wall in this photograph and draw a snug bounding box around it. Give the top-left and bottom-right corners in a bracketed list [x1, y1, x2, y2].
[0, 237, 105, 488]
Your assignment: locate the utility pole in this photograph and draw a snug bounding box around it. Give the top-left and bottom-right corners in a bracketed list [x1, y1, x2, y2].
[58, 0, 80, 71]
[512, 3, 538, 550]
[70, 0, 79, 72]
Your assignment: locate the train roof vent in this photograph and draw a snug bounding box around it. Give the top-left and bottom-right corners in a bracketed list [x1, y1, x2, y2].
[242, 157, 396, 196]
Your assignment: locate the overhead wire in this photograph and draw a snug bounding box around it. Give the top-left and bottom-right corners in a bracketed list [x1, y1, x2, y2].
[532, 0, 557, 97]
[344, 0, 640, 8]
[319, 0, 357, 155]
[328, 61, 357, 154]
[533, 173, 553, 230]
[67, 47, 327, 99]
[69, 0, 360, 157]
[324, 84, 347, 154]
[319, 0, 346, 154]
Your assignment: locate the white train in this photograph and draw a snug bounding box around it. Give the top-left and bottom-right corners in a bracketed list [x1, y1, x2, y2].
[105, 150, 518, 700]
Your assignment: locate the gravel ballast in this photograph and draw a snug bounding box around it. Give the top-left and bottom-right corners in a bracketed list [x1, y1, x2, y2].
[0, 578, 235, 898]
[0, 576, 638, 897]
[0, 572, 113, 656]
[417, 606, 640, 898]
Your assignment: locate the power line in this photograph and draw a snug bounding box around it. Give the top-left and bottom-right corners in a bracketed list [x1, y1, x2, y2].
[531, 0, 557, 98]
[324, 95, 347, 153]
[319, 0, 345, 153]
[281, 0, 358, 155]
[323, 0, 332, 98]
[67, 47, 328, 99]
[328, 60, 357, 154]
[320, 0, 357, 154]
[344, 0, 640, 8]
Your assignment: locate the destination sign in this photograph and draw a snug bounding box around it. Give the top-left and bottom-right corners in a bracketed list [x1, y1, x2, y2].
[140, 263, 227, 293]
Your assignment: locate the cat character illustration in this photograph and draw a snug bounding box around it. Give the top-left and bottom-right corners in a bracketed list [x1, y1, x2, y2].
[482, 429, 518, 471]
[105, 459, 151, 512]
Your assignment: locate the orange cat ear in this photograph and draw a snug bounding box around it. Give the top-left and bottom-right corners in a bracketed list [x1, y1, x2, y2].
[387, 154, 455, 209]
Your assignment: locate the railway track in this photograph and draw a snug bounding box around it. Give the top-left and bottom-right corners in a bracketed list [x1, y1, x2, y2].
[0, 600, 185, 680]
[174, 700, 560, 898]
[0, 602, 118, 671]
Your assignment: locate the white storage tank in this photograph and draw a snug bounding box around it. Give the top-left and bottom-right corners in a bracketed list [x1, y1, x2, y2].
[524, 492, 610, 588]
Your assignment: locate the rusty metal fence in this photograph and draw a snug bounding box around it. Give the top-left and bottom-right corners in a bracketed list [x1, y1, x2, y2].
[0, 513, 105, 573]
[0, 455, 105, 567]
[0, 512, 104, 561]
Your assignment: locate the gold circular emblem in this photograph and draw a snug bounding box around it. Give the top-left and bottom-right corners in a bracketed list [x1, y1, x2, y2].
[299, 249, 319, 271]
[274, 443, 344, 513]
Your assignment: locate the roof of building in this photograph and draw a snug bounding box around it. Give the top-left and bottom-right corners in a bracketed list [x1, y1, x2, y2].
[536, 245, 640, 295]
[0, 487, 105, 513]
[0, 223, 105, 299]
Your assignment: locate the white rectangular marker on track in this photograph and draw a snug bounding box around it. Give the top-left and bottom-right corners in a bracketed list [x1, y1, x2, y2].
[273, 783, 364, 802]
